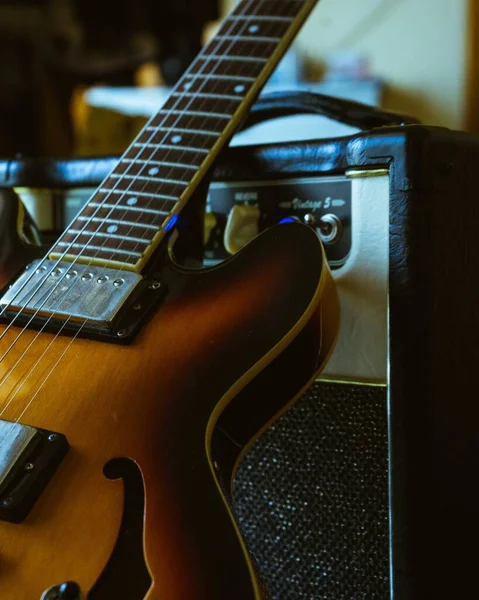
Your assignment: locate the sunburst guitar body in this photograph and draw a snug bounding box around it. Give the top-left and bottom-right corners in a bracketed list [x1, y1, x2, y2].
[0, 1, 337, 598]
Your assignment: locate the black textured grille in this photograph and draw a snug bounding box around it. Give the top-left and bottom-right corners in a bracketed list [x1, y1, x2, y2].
[232, 381, 389, 600]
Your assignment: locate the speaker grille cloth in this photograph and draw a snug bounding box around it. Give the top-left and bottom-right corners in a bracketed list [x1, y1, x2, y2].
[232, 381, 389, 599]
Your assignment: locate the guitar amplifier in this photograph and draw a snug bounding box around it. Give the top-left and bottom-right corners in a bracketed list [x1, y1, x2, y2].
[214, 124, 391, 599]
[2, 93, 479, 599]
[214, 122, 479, 599]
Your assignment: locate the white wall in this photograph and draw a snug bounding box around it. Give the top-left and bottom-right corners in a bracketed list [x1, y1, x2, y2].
[222, 0, 469, 129]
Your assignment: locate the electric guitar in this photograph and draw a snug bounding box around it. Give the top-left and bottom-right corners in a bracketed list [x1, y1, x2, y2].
[0, 1, 339, 598]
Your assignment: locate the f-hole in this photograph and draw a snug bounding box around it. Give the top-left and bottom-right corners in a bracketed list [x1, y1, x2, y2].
[88, 458, 152, 599]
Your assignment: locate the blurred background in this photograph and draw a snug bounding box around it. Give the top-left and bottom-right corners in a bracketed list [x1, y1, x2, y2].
[0, 0, 476, 158]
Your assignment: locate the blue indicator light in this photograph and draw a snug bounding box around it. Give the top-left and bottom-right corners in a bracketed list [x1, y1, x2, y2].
[164, 214, 178, 232]
[279, 217, 295, 224]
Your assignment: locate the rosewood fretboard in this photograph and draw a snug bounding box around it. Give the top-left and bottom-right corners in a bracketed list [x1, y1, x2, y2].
[50, 0, 319, 271]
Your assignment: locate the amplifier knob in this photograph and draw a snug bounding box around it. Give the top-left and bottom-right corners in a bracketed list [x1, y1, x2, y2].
[224, 205, 261, 254]
[317, 214, 342, 244]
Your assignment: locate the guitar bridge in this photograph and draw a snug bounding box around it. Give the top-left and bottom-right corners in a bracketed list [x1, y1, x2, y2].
[0, 420, 69, 523]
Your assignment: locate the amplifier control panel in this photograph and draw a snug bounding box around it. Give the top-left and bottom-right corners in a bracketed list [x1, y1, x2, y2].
[206, 176, 352, 268]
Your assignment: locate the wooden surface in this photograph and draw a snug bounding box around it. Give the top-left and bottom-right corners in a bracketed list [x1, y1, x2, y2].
[0, 213, 338, 599]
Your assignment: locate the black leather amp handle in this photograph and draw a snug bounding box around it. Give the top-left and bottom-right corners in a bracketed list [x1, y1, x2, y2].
[242, 89, 420, 131]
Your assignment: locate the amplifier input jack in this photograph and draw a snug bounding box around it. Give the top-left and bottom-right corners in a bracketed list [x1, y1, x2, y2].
[317, 214, 342, 244]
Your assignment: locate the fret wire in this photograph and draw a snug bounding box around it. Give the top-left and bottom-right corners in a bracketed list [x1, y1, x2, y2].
[132, 143, 210, 154]
[226, 14, 294, 23]
[202, 54, 267, 64]
[121, 158, 198, 171]
[216, 34, 282, 43]
[157, 109, 232, 120]
[171, 91, 243, 102]
[109, 174, 189, 186]
[77, 216, 158, 231]
[184, 73, 256, 83]
[68, 230, 150, 245]
[145, 126, 220, 137]
[97, 188, 177, 201]
[90, 202, 170, 215]
[56, 242, 143, 258]
[207, 39, 278, 56]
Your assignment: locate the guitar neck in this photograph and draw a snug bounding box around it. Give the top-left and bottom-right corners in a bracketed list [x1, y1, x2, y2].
[50, 0, 319, 273]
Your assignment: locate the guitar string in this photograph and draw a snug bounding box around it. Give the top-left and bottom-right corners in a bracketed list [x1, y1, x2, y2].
[0, 0, 301, 346]
[0, 0, 300, 400]
[0, 0, 285, 437]
[0, 0, 300, 453]
[0, 0, 267, 455]
[0, 0, 262, 410]
[0, 0, 256, 341]
[0, 0, 295, 385]
[0, 0, 265, 374]
[0, 0, 305, 332]
[0, 0, 303, 458]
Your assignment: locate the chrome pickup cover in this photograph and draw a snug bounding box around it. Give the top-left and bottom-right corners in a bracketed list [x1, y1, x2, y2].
[0, 260, 142, 331]
[0, 419, 69, 523]
[0, 421, 38, 495]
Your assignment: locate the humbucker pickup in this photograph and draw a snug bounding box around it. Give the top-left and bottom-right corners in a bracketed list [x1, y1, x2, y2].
[0, 260, 165, 342]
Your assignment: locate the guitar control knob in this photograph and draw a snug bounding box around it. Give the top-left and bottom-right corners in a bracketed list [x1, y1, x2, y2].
[58, 582, 82, 599]
[317, 214, 342, 244]
[41, 581, 82, 600]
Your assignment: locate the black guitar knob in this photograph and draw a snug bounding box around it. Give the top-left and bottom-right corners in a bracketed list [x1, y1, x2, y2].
[59, 582, 81, 599]
[41, 581, 82, 600]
